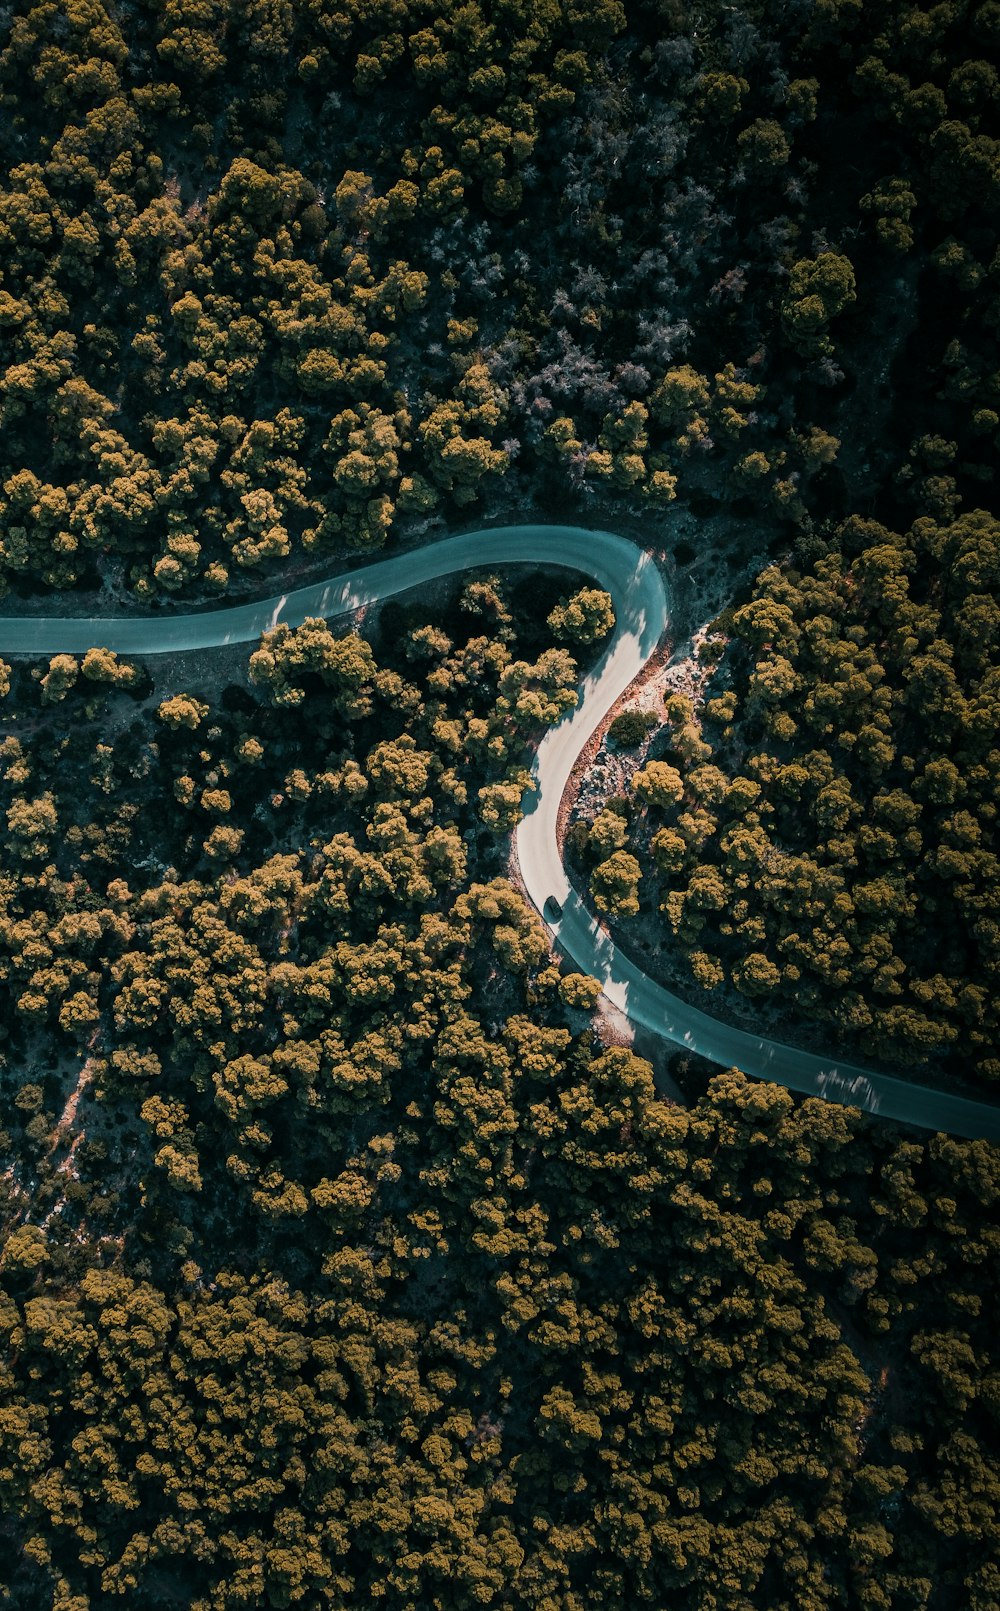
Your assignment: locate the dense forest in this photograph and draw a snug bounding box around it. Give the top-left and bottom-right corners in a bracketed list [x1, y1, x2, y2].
[0, 0, 998, 1607]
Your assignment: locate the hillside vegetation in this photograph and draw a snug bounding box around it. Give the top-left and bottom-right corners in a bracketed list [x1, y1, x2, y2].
[1, 1, 998, 1607]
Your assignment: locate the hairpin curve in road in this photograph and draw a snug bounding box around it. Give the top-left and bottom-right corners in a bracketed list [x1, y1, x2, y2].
[2, 524, 997, 1140]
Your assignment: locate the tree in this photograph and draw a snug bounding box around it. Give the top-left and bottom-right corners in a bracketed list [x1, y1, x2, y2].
[158, 694, 208, 730]
[860, 177, 917, 251]
[6, 794, 58, 860]
[588, 807, 628, 858]
[249, 619, 375, 714]
[40, 655, 78, 704]
[737, 118, 791, 176]
[0, 1224, 49, 1275]
[634, 761, 684, 808]
[781, 253, 857, 357]
[558, 972, 602, 1010]
[697, 72, 749, 121]
[591, 851, 642, 916]
[732, 951, 783, 996]
[608, 710, 656, 747]
[80, 647, 142, 689]
[547, 588, 615, 643]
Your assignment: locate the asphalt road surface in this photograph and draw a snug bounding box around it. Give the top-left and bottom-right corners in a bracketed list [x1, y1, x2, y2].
[2, 523, 997, 1141]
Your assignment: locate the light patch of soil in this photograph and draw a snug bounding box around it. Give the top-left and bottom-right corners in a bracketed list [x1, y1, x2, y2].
[45, 1054, 98, 1183]
[556, 519, 748, 853]
[555, 625, 676, 853]
[657, 621, 721, 713]
[558, 612, 724, 854]
[593, 999, 636, 1049]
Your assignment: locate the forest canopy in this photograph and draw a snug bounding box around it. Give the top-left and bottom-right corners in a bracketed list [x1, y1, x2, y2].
[1, 0, 999, 1607]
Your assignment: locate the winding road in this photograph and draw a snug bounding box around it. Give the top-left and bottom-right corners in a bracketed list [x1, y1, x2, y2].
[2, 523, 998, 1142]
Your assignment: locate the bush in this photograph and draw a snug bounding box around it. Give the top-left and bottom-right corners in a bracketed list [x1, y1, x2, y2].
[607, 710, 657, 748]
